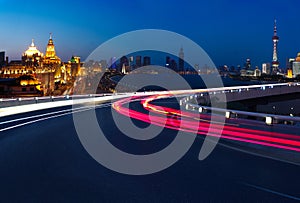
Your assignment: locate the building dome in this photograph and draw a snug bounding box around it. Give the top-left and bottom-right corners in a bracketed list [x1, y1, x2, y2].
[295, 53, 300, 62]
[24, 39, 43, 57]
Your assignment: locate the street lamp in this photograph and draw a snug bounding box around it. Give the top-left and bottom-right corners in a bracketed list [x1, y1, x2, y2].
[272, 106, 276, 114]
[290, 107, 294, 117]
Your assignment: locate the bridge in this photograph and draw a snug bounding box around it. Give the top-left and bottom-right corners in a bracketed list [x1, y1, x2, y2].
[1, 82, 300, 201]
[1, 82, 300, 123]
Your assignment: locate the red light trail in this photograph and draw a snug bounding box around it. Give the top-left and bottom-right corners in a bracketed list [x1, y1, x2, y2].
[112, 94, 300, 152]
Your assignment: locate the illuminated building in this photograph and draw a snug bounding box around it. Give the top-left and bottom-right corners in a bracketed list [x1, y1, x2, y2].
[121, 63, 127, 74]
[272, 20, 279, 74]
[287, 69, 293, 78]
[23, 39, 43, 57]
[69, 56, 82, 77]
[0, 75, 42, 97]
[262, 63, 271, 75]
[119, 56, 130, 74]
[44, 33, 61, 66]
[42, 33, 63, 87]
[292, 53, 300, 77]
[0, 34, 78, 96]
[254, 66, 261, 77]
[178, 47, 184, 72]
[22, 39, 43, 68]
[286, 58, 295, 78]
[120, 56, 129, 67]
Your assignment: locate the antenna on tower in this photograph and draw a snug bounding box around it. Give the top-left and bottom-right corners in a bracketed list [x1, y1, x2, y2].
[49, 32, 52, 39]
[274, 19, 277, 35]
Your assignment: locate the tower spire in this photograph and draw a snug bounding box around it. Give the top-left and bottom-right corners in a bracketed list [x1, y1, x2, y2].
[272, 19, 279, 74]
[31, 39, 35, 47]
[49, 32, 52, 40]
[274, 19, 277, 36]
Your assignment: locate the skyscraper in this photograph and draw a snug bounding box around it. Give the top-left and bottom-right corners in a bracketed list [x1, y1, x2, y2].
[178, 47, 184, 72]
[0, 51, 5, 67]
[143, 56, 151, 66]
[262, 63, 271, 75]
[272, 20, 279, 74]
[135, 56, 142, 67]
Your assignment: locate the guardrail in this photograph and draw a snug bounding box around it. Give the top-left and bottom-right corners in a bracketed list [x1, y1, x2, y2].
[184, 102, 300, 126]
[180, 82, 300, 126]
[0, 94, 114, 108]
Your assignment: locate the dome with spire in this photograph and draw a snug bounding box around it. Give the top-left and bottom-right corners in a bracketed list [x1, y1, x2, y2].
[23, 39, 43, 57]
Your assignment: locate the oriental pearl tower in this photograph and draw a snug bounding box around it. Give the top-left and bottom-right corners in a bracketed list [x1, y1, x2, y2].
[272, 19, 279, 74]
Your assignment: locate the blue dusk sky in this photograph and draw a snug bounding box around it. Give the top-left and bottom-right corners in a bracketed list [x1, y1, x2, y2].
[0, 0, 300, 67]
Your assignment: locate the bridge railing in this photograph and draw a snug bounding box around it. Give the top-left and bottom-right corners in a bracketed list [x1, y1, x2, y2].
[0, 94, 113, 108]
[181, 82, 300, 126]
[184, 102, 300, 126]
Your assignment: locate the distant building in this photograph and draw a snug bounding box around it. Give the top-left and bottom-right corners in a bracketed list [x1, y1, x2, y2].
[69, 56, 82, 77]
[120, 56, 129, 67]
[120, 56, 130, 74]
[287, 69, 293, 78]
[178, 47, 184, 72]
[135, 56, 142, 67]
[292, 53, 300, 77]
[165, 56, 170, 68]
[143, 56, 151, 66]
[287, 58, 294, 70]
[44, 33, 61, 66]
[22, 39, 43, 68]
[0, 51, 5, 67]
[262, 63, 271, 75]
[245, 58, 251, 70]
[0, 75, 43, 97]
[109, 57, 117, 69]
[254, 66, 261, 77]
[170, 59, 177, 72]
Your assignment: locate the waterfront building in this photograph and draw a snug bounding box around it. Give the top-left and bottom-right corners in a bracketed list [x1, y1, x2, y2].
[22, 39, 43, 68]
[254, 66, 261, 77]
[292, 53, 300, 77]
[43, 33, 61, 71]
[262, 63, 271, 75]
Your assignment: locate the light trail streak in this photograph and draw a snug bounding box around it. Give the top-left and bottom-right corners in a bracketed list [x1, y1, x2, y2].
[0, 103, 112, 132]
[112, 95, 300, 152]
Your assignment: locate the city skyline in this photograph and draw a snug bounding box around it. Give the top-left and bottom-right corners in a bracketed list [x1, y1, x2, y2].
[1, 0, 300, 67]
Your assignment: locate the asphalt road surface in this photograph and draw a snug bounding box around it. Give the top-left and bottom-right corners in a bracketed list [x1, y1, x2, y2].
[0, 100, 300, 202]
